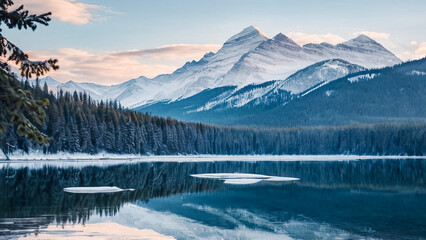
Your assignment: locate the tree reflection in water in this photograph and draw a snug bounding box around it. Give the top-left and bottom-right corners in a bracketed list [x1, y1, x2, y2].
[0, 159, 425, 238]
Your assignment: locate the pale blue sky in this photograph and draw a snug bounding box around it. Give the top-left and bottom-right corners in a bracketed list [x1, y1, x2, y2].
[4, 0, 426, 84]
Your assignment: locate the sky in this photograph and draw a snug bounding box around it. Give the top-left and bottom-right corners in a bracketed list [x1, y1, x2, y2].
[3, 0, 426, 85]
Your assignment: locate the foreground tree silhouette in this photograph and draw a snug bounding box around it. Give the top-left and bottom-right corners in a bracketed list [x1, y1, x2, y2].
[0, 0, 59, 158]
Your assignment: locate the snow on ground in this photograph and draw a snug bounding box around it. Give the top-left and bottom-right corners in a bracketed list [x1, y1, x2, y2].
[0, 150, 142, 160]
[0, 152, 423, 169]
[347, 73, 380, 83]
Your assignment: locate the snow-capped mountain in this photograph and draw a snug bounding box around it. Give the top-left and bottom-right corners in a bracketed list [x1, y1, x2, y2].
[41, 26, 401, 108]
[220, 34, 400, 86]
[56, 81, 107, 99]
[124, 25, 268, 107]
[29, 76, 61, 89]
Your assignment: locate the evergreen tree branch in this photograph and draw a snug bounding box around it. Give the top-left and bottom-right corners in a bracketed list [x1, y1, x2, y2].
[0, 2, 51, 31]
[0, 34, 59, 78]
[0, 69, 51, 145]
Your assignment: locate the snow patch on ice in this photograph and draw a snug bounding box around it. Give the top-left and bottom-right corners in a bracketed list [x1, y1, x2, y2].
[63, 186, 135, 194]
[223, 179, 264, 184]
[191, 173, 299, 185]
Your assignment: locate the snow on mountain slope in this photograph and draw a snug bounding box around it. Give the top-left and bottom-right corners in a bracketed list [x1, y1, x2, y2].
[272, 59, 366, 94]
[188, 59, 365, 112]
[304, 34, 401, 68]
[57, 81, 105, 99]
[221, 34, 401, 87]
[193, 81, 278, 112]
[219, 33, 311, 86]
[113, 76, 165, 107]
[77, 82, 110, 97]
[29, 76, 61, 90]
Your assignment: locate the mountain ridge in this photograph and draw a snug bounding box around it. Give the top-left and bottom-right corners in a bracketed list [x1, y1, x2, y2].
[39, 26, 401, 108]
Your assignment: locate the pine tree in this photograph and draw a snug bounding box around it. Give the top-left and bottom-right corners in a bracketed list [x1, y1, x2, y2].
[43, 81, 48, 94]
[0, 0, 59, 158]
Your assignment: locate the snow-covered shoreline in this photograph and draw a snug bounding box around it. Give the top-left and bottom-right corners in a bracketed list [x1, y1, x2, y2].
[1, 150, 424, 161]
[0, 150, 423, 169]
[0, 150, 143, 161]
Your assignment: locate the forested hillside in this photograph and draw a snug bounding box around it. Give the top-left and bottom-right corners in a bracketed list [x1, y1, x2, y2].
[238, 58, 426, 126]
[1, 72, 425, 156]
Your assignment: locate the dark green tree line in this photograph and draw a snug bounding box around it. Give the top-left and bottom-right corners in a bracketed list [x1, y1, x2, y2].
[1, 79, 425, 156]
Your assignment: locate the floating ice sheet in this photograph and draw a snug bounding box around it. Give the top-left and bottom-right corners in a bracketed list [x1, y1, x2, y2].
[63, 186, 135, 194]
[191, 173, 299, 185]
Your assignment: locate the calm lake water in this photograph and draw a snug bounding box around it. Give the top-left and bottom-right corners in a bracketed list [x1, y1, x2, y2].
[0, 158, 425, 239]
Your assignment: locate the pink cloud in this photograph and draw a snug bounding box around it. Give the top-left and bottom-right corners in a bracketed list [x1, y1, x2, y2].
[18, 0, 101, 25]
[112, 44, 221, 59]
[414, 42, 426, 57]
[26, 44, 221, 85]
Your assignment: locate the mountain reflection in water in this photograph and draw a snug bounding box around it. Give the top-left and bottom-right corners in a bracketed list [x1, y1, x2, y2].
[0, 159, 425, 239]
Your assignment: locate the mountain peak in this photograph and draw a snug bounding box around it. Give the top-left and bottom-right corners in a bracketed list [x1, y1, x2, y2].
[353, 34, 377, 43]
[202, 51, 215, 58]
[40, 76, 60, 84]
[273, 33, 288, 40]
[224, 25, 268, 44]
[341, 34, 381, 48]
[273, 33, 300, 46]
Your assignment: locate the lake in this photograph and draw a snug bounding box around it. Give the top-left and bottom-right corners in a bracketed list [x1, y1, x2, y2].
[0, 158, 425, 239]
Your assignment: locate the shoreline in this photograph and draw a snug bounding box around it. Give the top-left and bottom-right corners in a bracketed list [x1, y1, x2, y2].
[0, 153, 424, 169]
[1, 151, 424, 161]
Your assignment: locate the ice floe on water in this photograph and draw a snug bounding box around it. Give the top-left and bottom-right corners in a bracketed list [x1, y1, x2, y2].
[191, 173, 300, 185]
[63, 186, 135, 194]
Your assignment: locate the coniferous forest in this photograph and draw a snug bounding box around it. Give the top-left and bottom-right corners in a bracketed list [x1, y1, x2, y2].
[1, 73, 425, 156]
